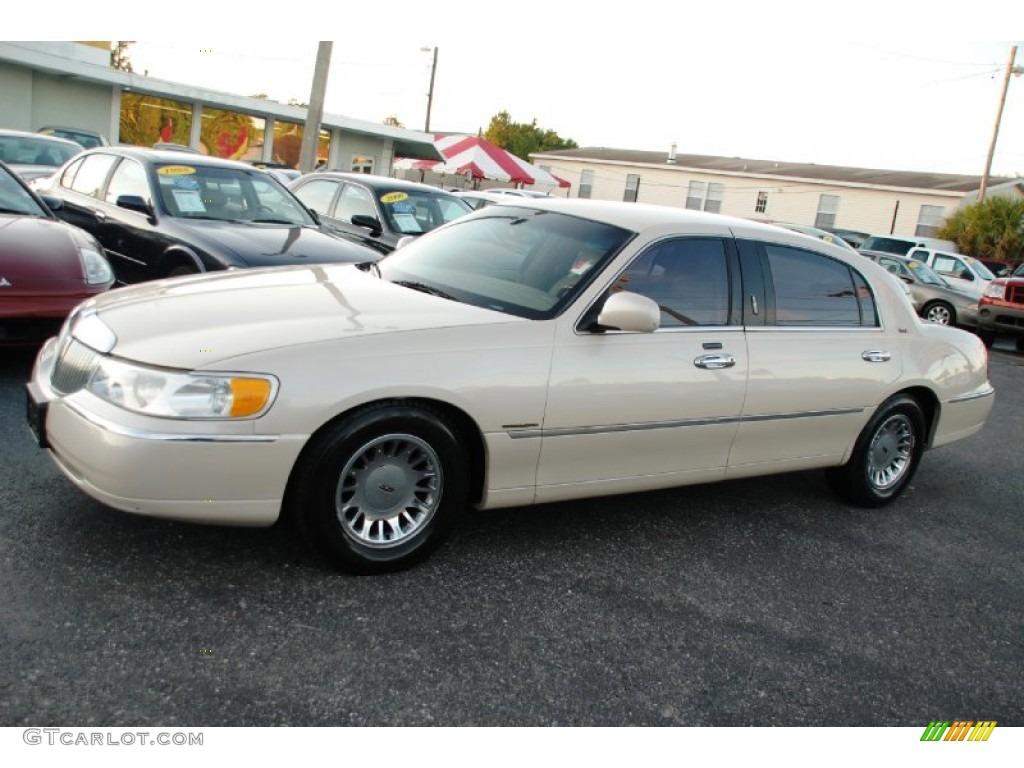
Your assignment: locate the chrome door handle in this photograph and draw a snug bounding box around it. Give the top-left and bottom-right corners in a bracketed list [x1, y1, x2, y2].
[694, 353, 736, 370]
[861, 350, 892, 363]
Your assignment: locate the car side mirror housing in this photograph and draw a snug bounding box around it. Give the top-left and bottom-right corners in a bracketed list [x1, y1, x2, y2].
[351, 214, 382, 233]
[594, 291, 661, 333]
[116, 194, 152, 217]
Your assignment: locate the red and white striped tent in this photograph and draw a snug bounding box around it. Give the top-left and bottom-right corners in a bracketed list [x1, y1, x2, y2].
[394, 134, 570, 188]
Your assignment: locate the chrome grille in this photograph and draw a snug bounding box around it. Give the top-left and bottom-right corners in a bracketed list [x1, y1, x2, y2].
[1007, 284, 1024, 306]
[51, 338, 101, 394]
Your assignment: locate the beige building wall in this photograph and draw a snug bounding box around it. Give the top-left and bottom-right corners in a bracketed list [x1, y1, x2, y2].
[542, 159, 963, 237]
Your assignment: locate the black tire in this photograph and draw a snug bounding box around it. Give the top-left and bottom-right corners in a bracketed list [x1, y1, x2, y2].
[167, 264, 198, 278]
[825, 394, 925, 508]
[922, 301, 955, 326]
[976, 328, 996, 348]
[1016, 337, 1024, 353]
[288, 404, 469, 574]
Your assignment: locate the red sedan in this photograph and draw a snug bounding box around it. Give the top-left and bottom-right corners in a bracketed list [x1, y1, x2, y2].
[0, 160, 114, 343]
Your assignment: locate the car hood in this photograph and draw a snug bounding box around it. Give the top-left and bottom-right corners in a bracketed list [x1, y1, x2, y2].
[172, 219, 377, 267]
[0, 215, 86, 285]
[85, 264, 522, 368]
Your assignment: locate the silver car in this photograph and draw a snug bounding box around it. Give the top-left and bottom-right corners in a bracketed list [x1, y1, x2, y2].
[862, 250, 979, 327]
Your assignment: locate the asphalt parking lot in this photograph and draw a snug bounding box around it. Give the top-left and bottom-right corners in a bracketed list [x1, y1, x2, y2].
[1, 341, 1022, 727]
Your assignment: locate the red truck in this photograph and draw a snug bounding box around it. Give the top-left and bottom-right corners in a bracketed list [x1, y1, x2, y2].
[977, 266, 1024, 350]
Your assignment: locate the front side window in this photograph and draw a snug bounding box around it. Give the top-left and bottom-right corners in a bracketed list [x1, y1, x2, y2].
[292, 178, 339, 215]
[765, 244, 876, 327]
[104, 158, 149, 205]
[0, 165, 48, 216]
[615, 238, 731, 327]
[814, 194, 840, 229]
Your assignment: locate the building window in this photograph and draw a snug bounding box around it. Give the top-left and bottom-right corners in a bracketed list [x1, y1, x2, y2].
[755, 190, 768, 214]
[814, 194, 840, 229]
[916, 205, 945, 237]
[351, 155, 374, 174]
[685, 180, 705, 210]
[119, 92, 194, 148]
[705, 183, 724, 213]
[685, 181, 724, 212]
[578, 169, 594, 199]
[624, 174, 640, 203]
[199, 108, 265, 161]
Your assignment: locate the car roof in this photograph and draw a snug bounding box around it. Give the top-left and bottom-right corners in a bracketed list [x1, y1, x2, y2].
[74, 146, 262, 170]
[0, 128, 84, 150]
[300, 171, 460, 194]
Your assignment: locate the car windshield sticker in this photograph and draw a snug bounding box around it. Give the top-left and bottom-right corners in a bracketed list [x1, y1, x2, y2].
[172, 177, 200, 190]
[391, 202, 415, 214]
[157, 165, 197, 176]
[909, 261, 920, 268]
[381, 192, 409, 204]
[392, 213, 424, 233]
[171, 189, 207, 213]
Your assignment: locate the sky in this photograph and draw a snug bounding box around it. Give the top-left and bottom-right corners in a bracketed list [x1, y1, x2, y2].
[17, 3, 1024, 178]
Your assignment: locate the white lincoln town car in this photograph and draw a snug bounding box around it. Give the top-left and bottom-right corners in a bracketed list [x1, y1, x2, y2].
[26, 199, 995, 573]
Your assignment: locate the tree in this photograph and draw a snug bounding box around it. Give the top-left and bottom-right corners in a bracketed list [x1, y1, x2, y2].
[111, 41, 134, 72]
[937, 196, 1024, 261]
[483, 111, 577, 160]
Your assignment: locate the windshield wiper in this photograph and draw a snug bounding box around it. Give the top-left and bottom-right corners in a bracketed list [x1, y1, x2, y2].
[248, 217, 297, 225]
[393, 280, 459, 302]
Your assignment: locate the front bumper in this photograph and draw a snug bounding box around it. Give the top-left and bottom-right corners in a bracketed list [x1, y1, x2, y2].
[27, 336, 307, 526]
[977, 300, 1024, 337]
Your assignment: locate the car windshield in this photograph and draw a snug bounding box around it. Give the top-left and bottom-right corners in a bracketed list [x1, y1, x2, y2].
[377, 189, 472, 235]
[376, 207, 634, 319]
[904, 259, 949, 287]
[0, 165, 48, 216]
[154, 164, 314, 225]
[0, 135, 80, 167]
[971, 259, 996, 281]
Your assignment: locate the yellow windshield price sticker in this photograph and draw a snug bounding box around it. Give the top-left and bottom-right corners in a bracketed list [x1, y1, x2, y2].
[381, 192, 409, 204]
[157, 165, 197, 176]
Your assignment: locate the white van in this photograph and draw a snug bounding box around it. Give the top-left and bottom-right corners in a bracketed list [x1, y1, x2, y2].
[906, 248, 995, 299]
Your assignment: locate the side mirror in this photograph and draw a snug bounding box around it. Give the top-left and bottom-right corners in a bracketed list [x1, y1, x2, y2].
[39, 195, 64, 211]
[116, 194, 152, 217]
[351, 214, 382, 233]
[594, 291, 660, 333]
[961, 270, 974, 281]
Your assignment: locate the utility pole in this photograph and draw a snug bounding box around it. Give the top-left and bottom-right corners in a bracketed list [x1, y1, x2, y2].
[422, 46, 438, 133]
[299, 41, 333, 174]
[979, 45, 1021, 202]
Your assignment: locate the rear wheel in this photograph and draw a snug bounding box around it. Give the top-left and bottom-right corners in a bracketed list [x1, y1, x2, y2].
[289, 404, 469, 574]
[826, 395, 925, 508]
[166, 264, 198, 278]
[922, 301, 954, 326]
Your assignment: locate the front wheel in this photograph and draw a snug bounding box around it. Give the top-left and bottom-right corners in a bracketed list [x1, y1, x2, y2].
[288, 404, 469, 574]
[825, 395, 925, 508]
[922, 301, 955, 326]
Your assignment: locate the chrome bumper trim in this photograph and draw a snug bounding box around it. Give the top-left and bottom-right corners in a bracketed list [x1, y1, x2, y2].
[64, 401, 282, 443]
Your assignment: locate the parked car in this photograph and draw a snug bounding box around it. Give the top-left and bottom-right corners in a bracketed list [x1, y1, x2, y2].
[861, 251, 979, 327]
[977, 273, 1024, 350]
[26, 199, 994, 574]
[37, 125, 109, 149]
[484, 188, 553, 198]
[906, 248, 994, 300]
[289, 172, 472, 255]
[0, 160, 114, 343]
[0, 128, 84, 182]
[249, 161, 302, 186]
[858, 234, 958, 256]
[771, 223, 858, 253]
[823, 227, 870, 250]
[39, 147, 379, 284]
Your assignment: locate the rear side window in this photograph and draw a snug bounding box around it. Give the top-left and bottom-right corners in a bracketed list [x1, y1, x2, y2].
[764, 244, 878, 327]
[69, 154, 117, 198]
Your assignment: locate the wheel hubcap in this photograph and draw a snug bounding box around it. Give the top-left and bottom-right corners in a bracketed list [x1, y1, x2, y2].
[866, 414, 915, 491]
[926, 305, 951, 324]
[335, 434, 442, 548]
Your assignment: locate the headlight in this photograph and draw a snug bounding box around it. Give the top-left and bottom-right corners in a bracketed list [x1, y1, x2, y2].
[79, 245, 114, 285]
[983, 283, 1006, 300]
[86, 357, 277, 419]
